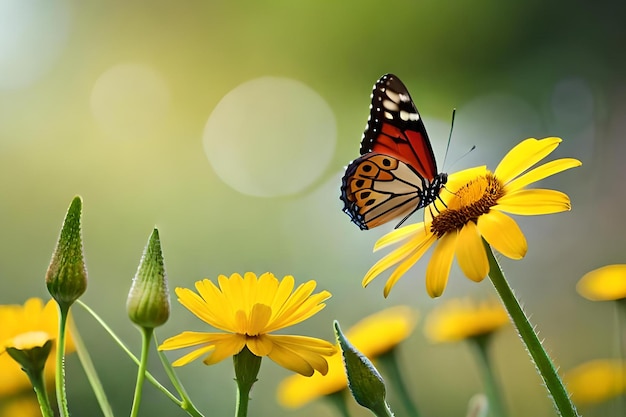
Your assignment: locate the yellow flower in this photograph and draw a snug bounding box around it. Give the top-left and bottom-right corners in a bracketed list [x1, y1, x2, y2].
[0, 397, 42, 417]
[424, 298, 509, 343]
[277, 306, 417, 408]
[363, 137, 581, 298]
[0, 298, 74, 396]
[158, 272, 335, 377]
[576, 264, 626, 301]
[564, 359, 626, 405]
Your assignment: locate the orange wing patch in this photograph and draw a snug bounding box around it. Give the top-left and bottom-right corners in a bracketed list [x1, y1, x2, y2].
[341, 154, 427, 230]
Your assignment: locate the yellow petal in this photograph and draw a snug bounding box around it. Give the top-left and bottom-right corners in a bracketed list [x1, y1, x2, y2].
[455, 222, 489, 282]
[277, 353, 346, 408]
[158, 331, 215, 350]
[363, 233, 426, 287]
[383, 233, 437, 297]
[493, 189, 571, 215]
[577, 264, 626, 301]
[564, 359, 626, 405]
[494, 137, 561, 183]
[425, 232, 457, 298]
[505, 158, 581, 192]
[171, 344, 216, 367]
[248, 303, 272, 335]
[346, 306, 418, 355]
[477, 211, 527, 260]
[202, 334, 247, 365]
[267, 342, 315, 377]
[247, 333, 274, 356]
[424, 298, 509, 343]
[373, 222, 424, 251]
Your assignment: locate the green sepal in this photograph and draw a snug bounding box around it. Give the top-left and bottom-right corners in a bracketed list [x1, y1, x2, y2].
[46, 196, 88, 308]
[127, 228, 170, 329]
[6, 339, 53, 375]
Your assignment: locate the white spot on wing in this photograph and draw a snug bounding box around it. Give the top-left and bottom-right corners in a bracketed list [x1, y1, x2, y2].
[384, 111, 393, 119]
[399, 110, 419, 121]
[386, 90, 401, 103]
[382, 99, 399, 111]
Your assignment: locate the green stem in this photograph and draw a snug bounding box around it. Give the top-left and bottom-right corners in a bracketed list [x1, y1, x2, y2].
[26, 367, 55, 417]
[154, 333, 205, 417]
[70, 323, 114, 417]
[377, 350, 420, 417]
[55, 303, 71, 417]
[469, 335, 507, 417]
[75, 300, 206, 416]
[324, 390, 351, 417]
[233, 347, 262, 417]
[484, 242, 579, 417]
[130, 327, 153, 417]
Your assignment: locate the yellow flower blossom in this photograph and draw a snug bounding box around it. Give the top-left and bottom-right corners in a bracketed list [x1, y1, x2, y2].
[158, 272, 335, 377]
[564, 359, 626, 405]
[277, 306, 417, 408]
[0, 298, 74, 396]
[424, 298, 509, 343]
[363, 137, 581, 297]
[576, 264, 626, 301]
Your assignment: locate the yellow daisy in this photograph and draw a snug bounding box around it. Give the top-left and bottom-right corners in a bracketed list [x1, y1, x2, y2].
[576, 264, 626, 301]
[363, 137, 581, 297]
[277, 306, 417, 408]
[424, 298, 509, 343]
[158, 272, 335, 377]
[0, 298, 74, 396]
[564, 359, 626, 405]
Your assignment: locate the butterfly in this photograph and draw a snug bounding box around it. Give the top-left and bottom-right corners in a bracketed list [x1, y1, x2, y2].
[340, 74, 448, 230]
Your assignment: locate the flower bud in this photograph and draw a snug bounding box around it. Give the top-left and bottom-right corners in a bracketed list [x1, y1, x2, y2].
[334, 321, 391, 414]
[127, 228, 170, 328]
[46, 196, 88, 308]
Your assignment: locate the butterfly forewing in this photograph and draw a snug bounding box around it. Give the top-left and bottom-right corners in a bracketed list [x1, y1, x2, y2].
[361, 74, 439, 180]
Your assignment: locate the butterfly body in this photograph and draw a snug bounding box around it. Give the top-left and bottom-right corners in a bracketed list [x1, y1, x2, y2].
[340, 74, 447, 230]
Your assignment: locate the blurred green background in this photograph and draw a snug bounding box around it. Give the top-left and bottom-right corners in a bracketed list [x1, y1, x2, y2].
[1, 0, 625, 416]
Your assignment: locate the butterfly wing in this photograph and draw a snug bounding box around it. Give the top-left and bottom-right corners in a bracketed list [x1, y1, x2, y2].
[361, 73, 438, 180]
[341, 74, 443, 230]
[341, 153, 429, 230]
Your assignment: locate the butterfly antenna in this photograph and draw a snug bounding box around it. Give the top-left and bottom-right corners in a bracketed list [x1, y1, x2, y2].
[441, 108, 456, 169]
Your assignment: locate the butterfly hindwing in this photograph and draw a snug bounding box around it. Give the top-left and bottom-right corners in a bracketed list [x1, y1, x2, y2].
[341, 153, 428, 230]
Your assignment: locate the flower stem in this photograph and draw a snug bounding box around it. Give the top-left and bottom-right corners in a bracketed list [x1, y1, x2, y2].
[469, 335, 507, 417]
[74, 301, 185, 408]
[233, 346, 262, 417]
[154, 333, 205, 417]
[130, 327, 153, 417]
[484, 242, 579, 417]
[26, 366, 55, 417]
[70, 323, 114, 417]
[55, 303, 71, 417]
[324, 391, 352, 417]
[377, 350, 421, 417]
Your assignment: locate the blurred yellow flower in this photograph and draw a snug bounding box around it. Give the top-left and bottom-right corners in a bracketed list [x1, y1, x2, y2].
[564, 359, 626, 405]
[277, 306, 417, 408]
[0, 298, 74, 396]
[0, 396, 42, 417]
[424, 298, 509, 343]
[159, 272, 335, 377]
[363, 137, 581, 298]
[576, 264, 626, 301]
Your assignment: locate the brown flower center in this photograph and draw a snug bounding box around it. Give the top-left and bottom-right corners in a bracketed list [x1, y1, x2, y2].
[431, 172, 504, 237]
